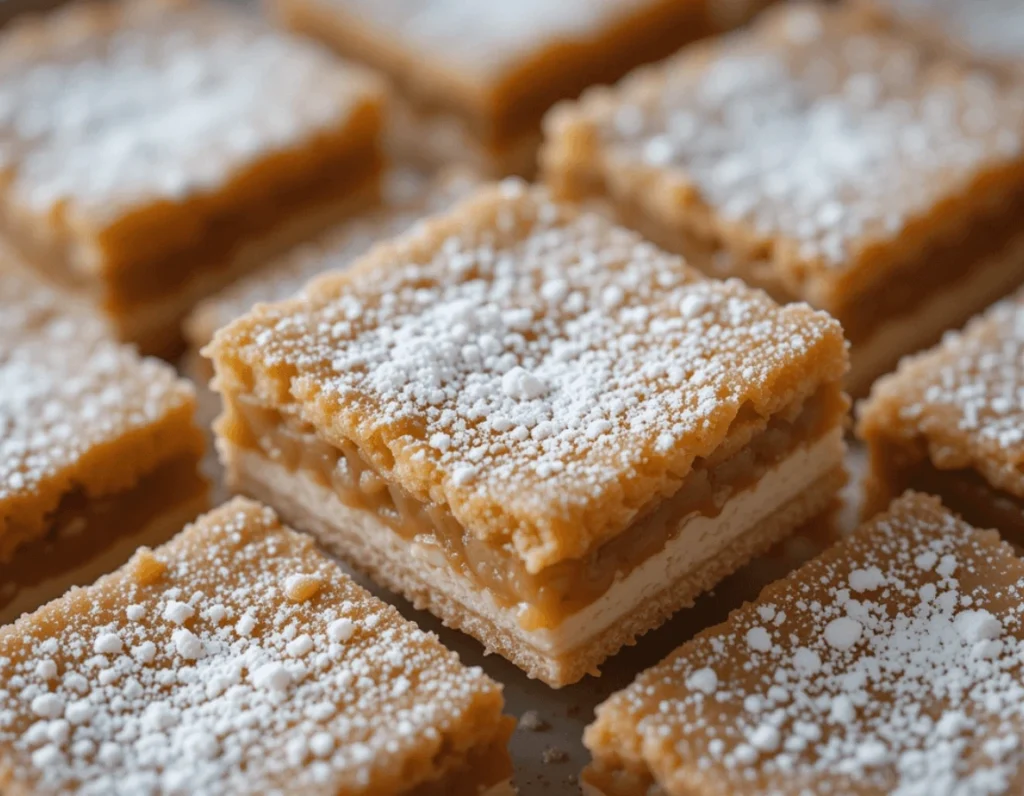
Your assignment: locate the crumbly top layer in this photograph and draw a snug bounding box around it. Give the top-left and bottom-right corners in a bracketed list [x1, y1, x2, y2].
[544, 3, 1024, 287]
[288, 0, 685, 80]
[0, 262, 198, 553]
[0, 498, 507, 795]
[208, 181, 846, 573]
[863, 0, 1024, 70]
[586, 492, 1024, 795]
[0, 0, 380, 230]
[858, 290, 1024, 500]
[186, 168, 479, 348]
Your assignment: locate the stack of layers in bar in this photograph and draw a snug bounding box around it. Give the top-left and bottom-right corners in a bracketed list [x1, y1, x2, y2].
[270, 0, 773, 178]
[855, 0, 1024, 79]
[0, 262, 207, 625]
[0, 0, 385, 356]
[185, 168, 480, 360]
[542, 2, 1024, 394]
[858, 289, 1024, 543]
[583, 492, 1024, 795]
[206, 182, 849, 688]
[0, 499, 515, 795]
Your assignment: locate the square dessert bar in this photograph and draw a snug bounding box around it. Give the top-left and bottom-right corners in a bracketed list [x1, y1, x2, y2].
[583, 492, 1024, 795]
[0, 0, 384, 356]
[856, 0, 1024, 79]
[0, 261, 208, 624]
[271, 0, 766, 178]
[185, 168, 480, 355]
[542, 2, 1024, 394]
[206, 182, 849, 687]
[858, 290, 1024, 543]
[0, 498, 515, 795]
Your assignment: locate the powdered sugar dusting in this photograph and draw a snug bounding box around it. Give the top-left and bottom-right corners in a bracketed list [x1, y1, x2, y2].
[0, 0, 379, 225]
[859, 290, 1024, 498]
[187, 168, 479, 346]
[0, 263, 195, 551]
[209, 182, 846, 571]
[552, 3, 1024, 271]
[587, 492, 1024, 793]
[0, 499, 506, 795]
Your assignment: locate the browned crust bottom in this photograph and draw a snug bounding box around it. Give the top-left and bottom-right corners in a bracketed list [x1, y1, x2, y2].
[221, 442, 845, 688]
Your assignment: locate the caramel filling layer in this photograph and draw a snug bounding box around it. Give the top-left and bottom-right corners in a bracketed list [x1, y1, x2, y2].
[908, 462, 1024, 546]
[220, 386, 843, 630]
[2, 123, 382, 315]
[0, 456, 207, 616]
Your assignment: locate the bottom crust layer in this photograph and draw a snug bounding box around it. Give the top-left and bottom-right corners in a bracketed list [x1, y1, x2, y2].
[221, 440, 844, 687]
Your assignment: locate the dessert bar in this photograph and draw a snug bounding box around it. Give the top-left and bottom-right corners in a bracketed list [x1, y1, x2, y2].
[542, 2, 1024, 393]
[185, 168, 479, 355]
[583, 492, 1024, 795]
[271, 0, 767, 177]
[858, 290, 1024, 542]
[0, 498, 515, 795]
[0, 261, 208, 624]
[856, 0, 1024, 78]
[0, 0, 384, 355]
[206, 182, 849, 687]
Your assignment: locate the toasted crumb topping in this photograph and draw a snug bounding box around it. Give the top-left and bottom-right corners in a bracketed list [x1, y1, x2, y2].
[186, 168, 479, 348]
[208, 181, 846, 572]
[858, 290, 1024, 499]
[282, 0, 687, 78]
[0, 498, 507, 795]
[586, 492, 1024, 794]
[0, 262, 199, 560]
[544, 3, 1024, 284]
[0, 0, 381, 230]
[864, 0, 1024, 67]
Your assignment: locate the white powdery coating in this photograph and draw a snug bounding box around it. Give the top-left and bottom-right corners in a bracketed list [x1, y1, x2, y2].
[871, 0, 1024, 65]
[561, 3, 1024, 269]
[597, 494, 1024, 793]
[0, 1, 376, 223]
[294, 0, 668, 77]
[861, 290, 1024, 497]
[216, 183, 842, 569]
[0, 500, 504, 796]
[0, 265, 194, 511]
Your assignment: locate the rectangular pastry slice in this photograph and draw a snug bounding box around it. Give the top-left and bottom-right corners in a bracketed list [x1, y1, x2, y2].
[270, 0, 769, 177]
[857, 290, 1024, 543]
[0, 0, 384, 356]
[583, 491, 1024, 795]
[0, 498, 515, 795]
[0, 261, 208, 624]
[206, 182, 849, 687]
[855, 0, 1024, 79]
[184, 168, 480, 356]
[542, 2, 1024, 394]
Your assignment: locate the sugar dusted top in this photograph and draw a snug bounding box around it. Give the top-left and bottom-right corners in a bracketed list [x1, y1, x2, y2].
[545, 3, 1024, 283]
[858, 291, 1024, 500]
[865, 0, 1024, 70]
[0, 263, 197, 553]
[0, 0, 380, 233]
[0, 498, 508, 795]
[586, 492, 1024, 794]
[290, 0, 680, 80]
[208, 182, 846, 573]
[186, 168, 479, 347]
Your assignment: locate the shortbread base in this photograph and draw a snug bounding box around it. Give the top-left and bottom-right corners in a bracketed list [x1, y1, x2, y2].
[219, 437, 845, 688]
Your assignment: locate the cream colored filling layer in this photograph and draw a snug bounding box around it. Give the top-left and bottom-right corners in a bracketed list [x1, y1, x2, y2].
[223, 428, 843, 659]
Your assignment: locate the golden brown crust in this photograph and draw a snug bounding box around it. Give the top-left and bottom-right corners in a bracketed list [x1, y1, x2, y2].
[541, 2, 1024, 316]
[207, 182, 847, 573]
[0, 498, 512, 795]
[857, 289, 1024, 512]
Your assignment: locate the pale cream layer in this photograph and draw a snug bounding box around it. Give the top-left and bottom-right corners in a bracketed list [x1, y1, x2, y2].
[223, 427, 843, 659]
